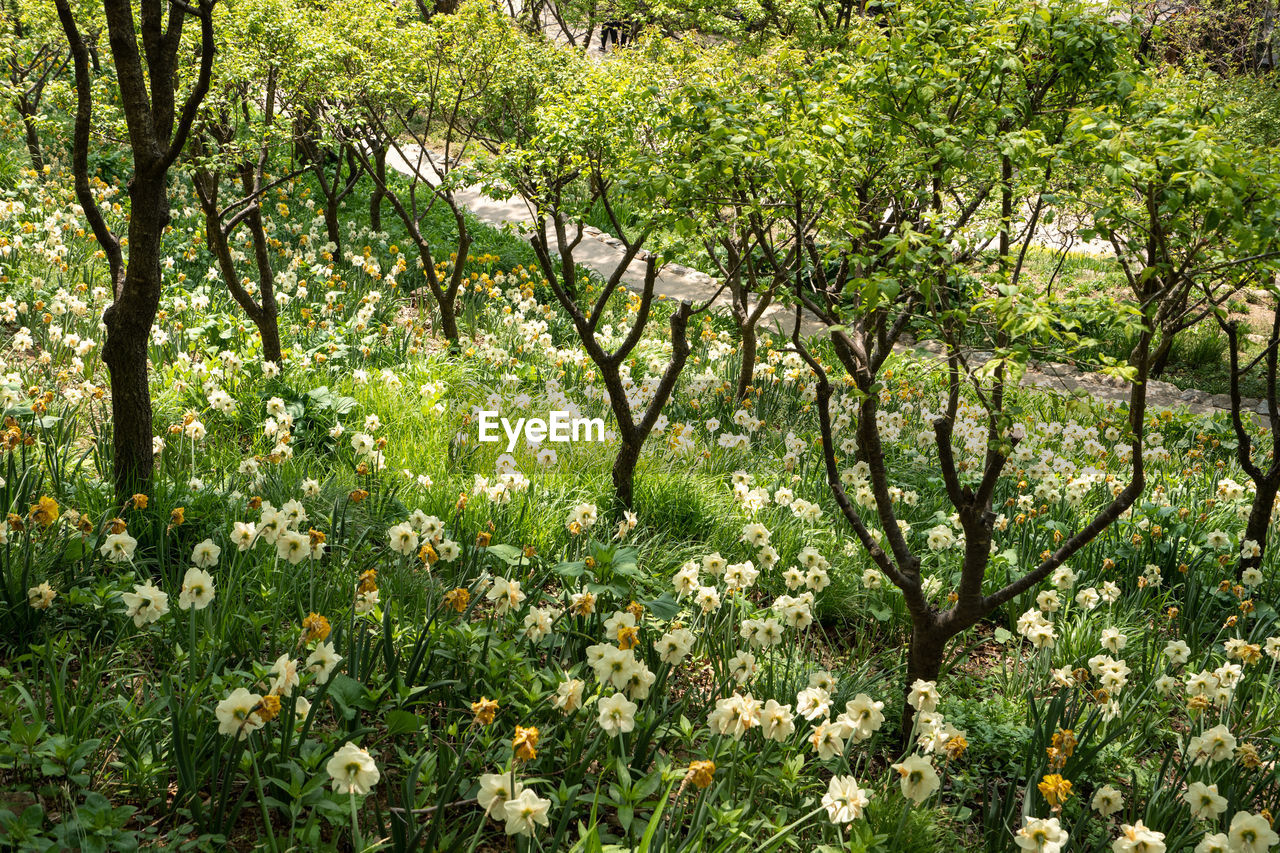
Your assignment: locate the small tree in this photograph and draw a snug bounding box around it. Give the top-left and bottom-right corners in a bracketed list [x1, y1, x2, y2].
[55, 0, 216, 497]
[336, 0, 509, 344]
[658, 49, 822, 402]
[473, 41, 710, 508]
[785, 1, 1205, 734]
[1078, 87, 1280, 385]
[276, 8, 361, 266]
[2, 0, 69, 174]
[186, 0, 308, 367]
[1216, 275, 1280, 582]
[1078, 75, 1280, 575]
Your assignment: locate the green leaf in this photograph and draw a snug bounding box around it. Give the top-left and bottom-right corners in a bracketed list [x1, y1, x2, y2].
[326, 674, 364, 720]
[641, 593, 680, 621]
[485, 543, 525, 566]
[385, 710, 423, 736]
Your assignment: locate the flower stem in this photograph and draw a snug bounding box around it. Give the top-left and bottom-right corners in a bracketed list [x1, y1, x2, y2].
[350, 790, 363, 851]
[248, 741, 280, 853]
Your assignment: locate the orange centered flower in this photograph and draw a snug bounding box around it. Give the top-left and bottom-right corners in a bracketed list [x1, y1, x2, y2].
[616, 625, 639, 650]
[571, 592, 596, 617]
[945, 734, 968, 760]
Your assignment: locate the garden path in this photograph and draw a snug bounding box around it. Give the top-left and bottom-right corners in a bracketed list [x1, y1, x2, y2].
[384, 144, 1268, 423]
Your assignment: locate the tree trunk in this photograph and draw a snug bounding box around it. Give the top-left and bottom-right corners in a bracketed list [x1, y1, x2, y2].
[735, 320, 757, 402]
[1239, 478, 1279, 580]
[258, 315, 282, 365]
[437, 297, 460, 342]
[56, 0, 215, 500]
[195, 170, 284, 368]
[603, 302, 693, 511]
[901, 615, 947, 739]
[242, 181, 282, 366]
[415, 234, 463, 344]
[370, 144, 386, 232]
[612, 436, 641, 510]
[322, 196, 343, 264]
[1149, 332, 1174, 378]
[18, 100, 44, 173]
[102, 175, 168, 496]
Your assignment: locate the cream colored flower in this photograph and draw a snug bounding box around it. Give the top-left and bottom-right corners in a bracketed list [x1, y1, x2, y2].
[597, 692, 637, 736]
[270, 653, 300, 697]
[1092, 784, 1123, 817]
[306, 641, 343, 683]
[27, 582, 56, 610]
[387, 522, 418, 555]
[503, 788, 551, 836]
[892, 754, 940, 804]
[1111, 820, 1165, 853]
[326, 741, 379, 795]
[822, 775, 869, 823]
[100, 532, 139, 563]
[838, 694, 885, 743]
[486, 576, 525, 615]
[191, 539, 221, 568]
[1196, 833, 1228, 853]
[1016, 816, 1068, 853]
[552, 678, 584, 714]
[478, 772, 523, 818]
[761, 699, 795, 742]
[1228, 811, 1279, 853]
[907, 680, 939, 713]
[1184, 781, 1227, 821]
[215, 687, 263, 738]
[121, 581, 169, 627]
[178, 567, 216, 610]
